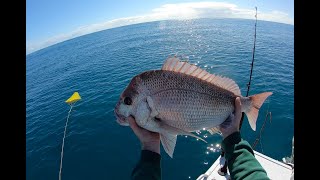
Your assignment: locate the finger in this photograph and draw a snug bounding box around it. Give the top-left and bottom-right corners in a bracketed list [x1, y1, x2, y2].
[128, 116, 142, 136]
[234, 97, 242, 123]
[128, 116, 136, 126]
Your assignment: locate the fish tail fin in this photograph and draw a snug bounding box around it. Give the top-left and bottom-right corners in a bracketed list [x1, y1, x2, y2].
[244, 92, 272, 131]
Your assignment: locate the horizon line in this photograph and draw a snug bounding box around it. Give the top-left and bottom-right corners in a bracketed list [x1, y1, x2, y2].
[27, 2, 293, 55]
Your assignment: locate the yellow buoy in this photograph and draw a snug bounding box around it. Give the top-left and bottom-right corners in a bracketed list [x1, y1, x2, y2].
[65, 92, 81, 105]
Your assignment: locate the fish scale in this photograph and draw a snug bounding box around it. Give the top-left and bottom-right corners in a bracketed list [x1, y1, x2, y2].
[142, 70, 234, 131]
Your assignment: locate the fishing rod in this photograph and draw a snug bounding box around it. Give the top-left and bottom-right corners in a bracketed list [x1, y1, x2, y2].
[239, 6, 258, 129]
[236, 7, 271, 150]
[218, 7, 258, 176]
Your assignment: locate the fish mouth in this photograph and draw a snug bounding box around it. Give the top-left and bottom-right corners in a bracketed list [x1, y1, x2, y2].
[114, 109, 129, 126]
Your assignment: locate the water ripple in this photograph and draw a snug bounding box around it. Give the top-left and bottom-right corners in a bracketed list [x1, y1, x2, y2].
[27, 19, 293, 180]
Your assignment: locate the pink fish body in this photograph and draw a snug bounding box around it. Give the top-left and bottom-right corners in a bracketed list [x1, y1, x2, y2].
[115, 57, 272, 157]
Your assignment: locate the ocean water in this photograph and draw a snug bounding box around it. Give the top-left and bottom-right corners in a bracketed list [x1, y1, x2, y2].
[26, 19, 294, 180]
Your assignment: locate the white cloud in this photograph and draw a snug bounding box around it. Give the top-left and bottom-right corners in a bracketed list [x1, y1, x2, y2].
[26, 2, 293, 55]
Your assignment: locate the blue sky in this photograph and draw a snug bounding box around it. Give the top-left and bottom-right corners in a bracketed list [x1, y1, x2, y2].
[26, 0, 293, 54]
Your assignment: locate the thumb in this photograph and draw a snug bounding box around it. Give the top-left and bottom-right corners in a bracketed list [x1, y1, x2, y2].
[128, 116, 142, 137]
[128, 116, 136, 127]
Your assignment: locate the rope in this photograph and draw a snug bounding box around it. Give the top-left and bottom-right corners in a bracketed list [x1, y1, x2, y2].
[59, 104, 74, 180]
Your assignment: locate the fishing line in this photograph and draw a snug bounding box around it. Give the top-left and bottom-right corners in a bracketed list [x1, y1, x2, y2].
[252, 109, 272, 150]
[59, 104, 73, 180]
[252, 76, 272, 150]
[59, 92, 81, 180]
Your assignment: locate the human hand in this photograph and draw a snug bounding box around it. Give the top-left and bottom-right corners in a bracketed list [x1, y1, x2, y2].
[128, 116, 160, 154]
[219, 97, 242, 139]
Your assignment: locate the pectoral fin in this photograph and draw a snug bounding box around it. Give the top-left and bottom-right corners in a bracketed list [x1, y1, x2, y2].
[158, 121, 207, 143]
[207, 127, 221, 135]
[146, 96, 159, 118]
[160, 133, 177, 158]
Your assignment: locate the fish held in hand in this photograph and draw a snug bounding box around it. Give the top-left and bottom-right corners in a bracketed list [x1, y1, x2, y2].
[114, 56, 272, 158]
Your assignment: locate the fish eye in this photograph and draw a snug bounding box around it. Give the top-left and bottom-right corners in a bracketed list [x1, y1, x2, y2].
[124, 97, 132, 105]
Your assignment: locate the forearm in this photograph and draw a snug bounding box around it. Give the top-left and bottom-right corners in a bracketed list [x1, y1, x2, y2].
[131, 150, 161, 180]
[142, 143, 160, 155]
[222, 132, 269, 180]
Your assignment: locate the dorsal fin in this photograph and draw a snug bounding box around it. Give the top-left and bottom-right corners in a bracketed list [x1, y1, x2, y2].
[161, 56, 241, 95]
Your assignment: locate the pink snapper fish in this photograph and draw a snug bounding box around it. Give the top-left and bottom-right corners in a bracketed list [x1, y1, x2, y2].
[114, 56, 272, 157]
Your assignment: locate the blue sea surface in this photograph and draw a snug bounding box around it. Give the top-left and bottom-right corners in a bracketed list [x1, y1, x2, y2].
[26, 19, 294, 180]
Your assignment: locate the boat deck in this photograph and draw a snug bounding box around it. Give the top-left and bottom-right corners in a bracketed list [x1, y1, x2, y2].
[196, 150, 294, 180]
